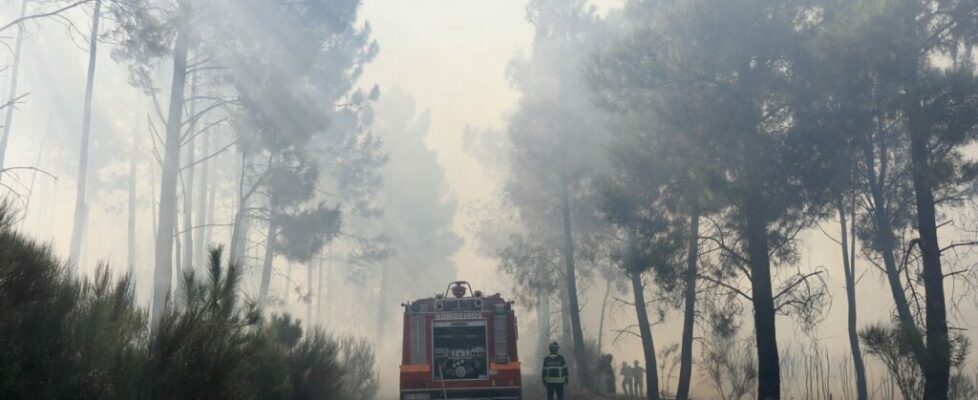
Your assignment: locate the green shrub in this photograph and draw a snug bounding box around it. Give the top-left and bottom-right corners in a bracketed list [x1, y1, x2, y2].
[0, 206, 377, 399]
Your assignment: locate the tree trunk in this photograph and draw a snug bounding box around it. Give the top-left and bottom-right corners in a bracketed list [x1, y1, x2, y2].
[229, 152, 248, 262]
[538, 293, 551, 357]
[908, 95, 950, 399]
[284, 261, 293, 301]
[127, 127, 137, 276]
[306, 262, 313, 325]
[327, 259, 336, 323]
[315, 258, 323, 327]
[744, 187, 781, 400]
[181, 73, 198, 275]
[560, 285, 572, 348]
[151, 166, 158, 244]
[193, 129, 211, 268]
[0, 0, 28, 174]
[629, 265, 660, 400]
[203, 160, 216, 255]
[258, 199, 278, 310]
[596, 277, 611, 355]
[837, 196, 868, 400]
[559, 175, 590, 387]
[151, 13, 191, 326]
[675, 205, 699, 400]
[68, 0, 102, 268]
[174, 220, 181, 287]
[861, 131, 928, 365]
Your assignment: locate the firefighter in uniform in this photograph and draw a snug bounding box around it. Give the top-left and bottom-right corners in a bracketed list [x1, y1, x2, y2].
[541, 342, 568, 400]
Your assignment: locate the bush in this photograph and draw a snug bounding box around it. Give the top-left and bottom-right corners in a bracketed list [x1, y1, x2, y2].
[337, 336, 380, 400]
[860, 322, 973, 400]
[0, 207, 377, 399]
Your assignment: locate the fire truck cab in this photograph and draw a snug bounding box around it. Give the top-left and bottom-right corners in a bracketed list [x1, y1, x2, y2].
[399, 281, 522, 400]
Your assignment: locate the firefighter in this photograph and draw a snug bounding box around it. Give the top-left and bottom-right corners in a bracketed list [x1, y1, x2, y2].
[541, 341, 568, 400]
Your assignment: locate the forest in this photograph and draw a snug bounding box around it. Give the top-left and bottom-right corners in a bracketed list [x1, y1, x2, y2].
[1, 0, 978, 399]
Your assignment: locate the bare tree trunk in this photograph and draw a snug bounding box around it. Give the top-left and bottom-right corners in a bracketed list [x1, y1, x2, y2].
[68, 0, 103, 268]
[559, 174, 590, 387]
[316, 258, 324, 327]
[306, 262, 313, 325]
[181, 73, 198, 275]
[0, 0, 28, 174]
[744, 185, 781, 400]
[174, 220, 181, 287]
[538, 293, 551, 356]
[203, 160, 216, 254]
[327, 259, 336, 323]
[838, 196, 868, 400]
[151, 12, 191, 326]
[258, 193, 278, 309]
[127, 127, 138, 276]
[284, 261, 293, 300]
[597, 277, 611, 355]
[628, 244, 660, 400]
[193, 128, 210, 268]
[676, 205, 699, 400]
[560, 281, 572, 349]
[908, 95, 950, 399]
[151, 166, 157, 244]
[229, 152, 248, 262]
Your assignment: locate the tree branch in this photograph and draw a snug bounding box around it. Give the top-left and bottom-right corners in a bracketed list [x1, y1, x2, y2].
[698, 274, 752, 301]
[0, 0, 93, 33]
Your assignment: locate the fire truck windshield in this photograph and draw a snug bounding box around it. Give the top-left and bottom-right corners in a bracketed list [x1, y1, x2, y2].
[432, 322, 488, 381]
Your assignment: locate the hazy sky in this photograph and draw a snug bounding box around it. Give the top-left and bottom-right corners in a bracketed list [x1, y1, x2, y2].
[359, 0, 530, 291]
[359, 0, 622, 291]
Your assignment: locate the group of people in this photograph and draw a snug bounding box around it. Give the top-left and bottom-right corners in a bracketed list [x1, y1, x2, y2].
[619, 360, 646, 396]
[542, 342, 647, 400]
[599, 355, 646, 396]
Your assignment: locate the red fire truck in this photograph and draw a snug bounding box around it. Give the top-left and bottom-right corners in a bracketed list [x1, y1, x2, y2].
[399, 281, 522, 400]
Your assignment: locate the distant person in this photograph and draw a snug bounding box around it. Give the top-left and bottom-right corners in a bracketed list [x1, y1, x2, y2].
[620, 361, 633, 396]
[541, 342, 568, 400]
[632, 360, 645, 396]
[601, 354, 616, 394]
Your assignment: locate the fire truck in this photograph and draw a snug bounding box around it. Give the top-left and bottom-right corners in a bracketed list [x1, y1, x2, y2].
[399, 281, 522, 400]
